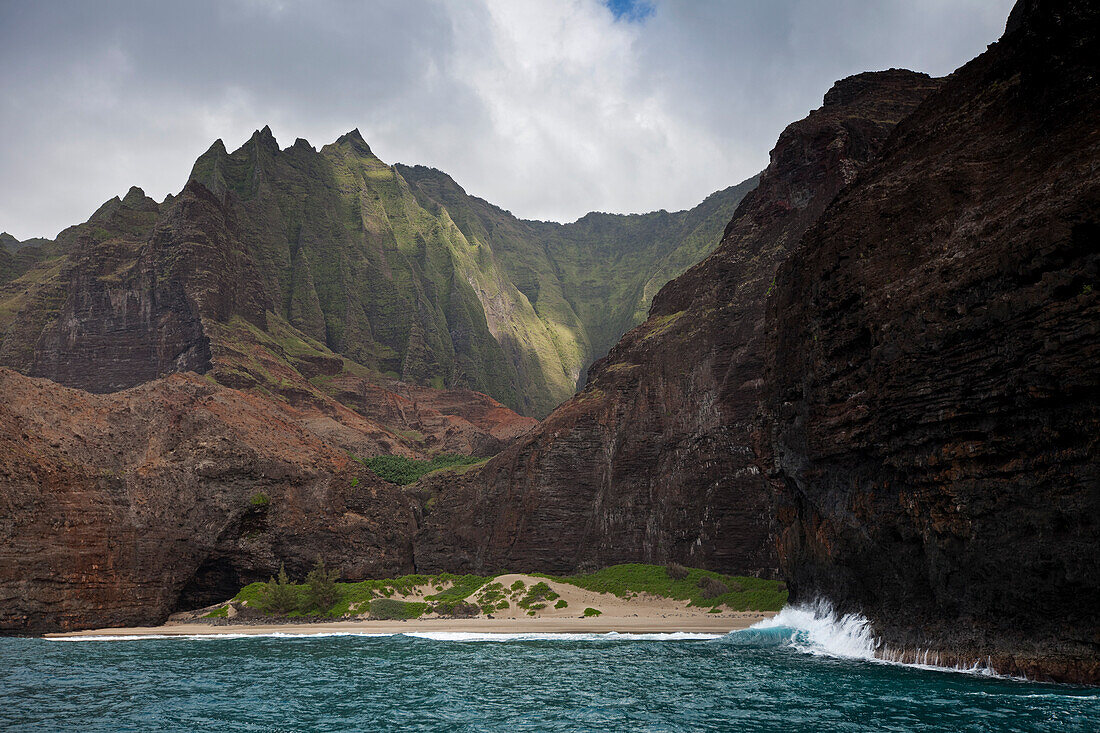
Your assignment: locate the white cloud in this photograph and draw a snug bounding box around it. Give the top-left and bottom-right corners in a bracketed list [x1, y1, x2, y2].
[0, 0, 1015, 239]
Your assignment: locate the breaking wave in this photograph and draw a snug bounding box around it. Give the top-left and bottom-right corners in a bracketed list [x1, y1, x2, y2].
[735, 600, 1005, 677]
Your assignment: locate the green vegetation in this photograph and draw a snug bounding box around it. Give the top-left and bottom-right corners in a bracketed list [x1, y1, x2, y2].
[666, 563, 689, 581]
[518, 581, 560, 610]
[536, 563, 788, 612]
[369, 598, 428, 620]
[474, 581, 508, 614]
[258, 563, 298, 614]
[306, 558, 340, 612]
[203, 607, 228, 618]
[222, 562, 786, 619]
[249, 492, 270, 507]
[424, 574, 494, 614]
[583, 607, 602, 617]
[2, 132, 755, 418]
[359, 453, 485, 485]
[233, 570, 494, 618]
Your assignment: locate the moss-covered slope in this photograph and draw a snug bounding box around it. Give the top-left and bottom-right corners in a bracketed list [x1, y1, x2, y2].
[2, 128, 755, 416]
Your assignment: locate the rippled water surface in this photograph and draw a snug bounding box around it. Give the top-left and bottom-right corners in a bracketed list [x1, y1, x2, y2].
[2, 626, 1097, 731]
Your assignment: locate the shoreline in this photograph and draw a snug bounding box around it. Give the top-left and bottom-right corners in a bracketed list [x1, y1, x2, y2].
[45, 612, 776, 638]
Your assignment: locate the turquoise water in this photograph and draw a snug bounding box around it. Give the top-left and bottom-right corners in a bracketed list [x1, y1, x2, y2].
[2, 621, 1097, 731]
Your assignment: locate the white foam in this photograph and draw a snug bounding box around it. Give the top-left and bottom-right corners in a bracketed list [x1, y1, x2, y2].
[47, 630, 721, 643]
[48, 632, 397, 642]
[749, 601, 879, 660]
[402, 631, 722, 642]
[742, 601, 1008, 678]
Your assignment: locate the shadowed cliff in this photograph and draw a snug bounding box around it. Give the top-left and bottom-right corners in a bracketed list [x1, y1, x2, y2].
[765, 0, 1100, 684]
[413, 69, 941, 576]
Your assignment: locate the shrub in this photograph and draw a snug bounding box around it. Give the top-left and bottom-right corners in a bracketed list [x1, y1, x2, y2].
[250, 492, 270, 507]
[554, 599, 568, 609]
[306, 558, 340, 612]
[359, 453, 484, 485]
[369, 598, 428, 620]
[447, 601, 480, 618]
[518, 581, 559, 609]
[583, 607, 602, 617]
[259, 563, 298, 614]
[666, 563, 689, 581]
[698, 576, 729, 599]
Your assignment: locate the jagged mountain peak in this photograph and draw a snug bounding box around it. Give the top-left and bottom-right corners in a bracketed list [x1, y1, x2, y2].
[333, 127, 373, 155]
[247, 124, 279, 151]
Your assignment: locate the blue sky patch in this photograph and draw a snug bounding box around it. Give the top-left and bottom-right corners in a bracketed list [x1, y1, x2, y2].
[605, 0, 655, 22]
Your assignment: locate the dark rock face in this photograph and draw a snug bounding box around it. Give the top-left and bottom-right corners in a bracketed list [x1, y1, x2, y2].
[765, 0, 1100, 684]
[414, 70, 941, 576]
[28, 182, 267, 393]
[0, 368, 417, 634]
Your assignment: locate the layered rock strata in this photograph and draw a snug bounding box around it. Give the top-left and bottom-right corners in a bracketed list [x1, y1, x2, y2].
[0, 368, 417, 634]
[765, 0, 1100, 684]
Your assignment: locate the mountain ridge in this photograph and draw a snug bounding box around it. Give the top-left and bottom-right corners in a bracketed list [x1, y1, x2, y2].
[0, 132, 756, 417]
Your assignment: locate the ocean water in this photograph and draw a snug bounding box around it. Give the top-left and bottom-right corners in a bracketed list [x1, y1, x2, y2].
[2, 607, 1097, 732]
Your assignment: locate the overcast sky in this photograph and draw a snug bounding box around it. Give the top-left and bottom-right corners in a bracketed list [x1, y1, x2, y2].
[0, 0, 1014, 240]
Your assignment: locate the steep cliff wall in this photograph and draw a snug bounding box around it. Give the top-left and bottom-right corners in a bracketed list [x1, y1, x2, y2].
[0, 368, 417, 634]
[414, 70, 941, 575]
[28, 182, 267, 393]
[765, 0, 1100, 684]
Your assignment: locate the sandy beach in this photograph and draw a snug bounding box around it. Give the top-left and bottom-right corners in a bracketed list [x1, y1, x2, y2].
[46, 572, 777, 638]
[46, 613, 775, 638]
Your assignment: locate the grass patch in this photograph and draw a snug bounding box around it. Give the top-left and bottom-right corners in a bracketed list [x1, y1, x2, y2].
[535, 563, 787, 612]
[223, 563, 787, 618]
[203, 607, 228, 618]
[357, 453, 484, 485]
[249, 492, 270, 507]
[583, 607, 602, 617]
[232, 571, 492, 618]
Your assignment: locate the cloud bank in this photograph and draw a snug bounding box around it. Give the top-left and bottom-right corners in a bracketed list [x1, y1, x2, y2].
[0, 0, 1014, 239]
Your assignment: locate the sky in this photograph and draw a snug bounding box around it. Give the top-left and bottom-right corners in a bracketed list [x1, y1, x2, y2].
[0, 0, 1015, 240]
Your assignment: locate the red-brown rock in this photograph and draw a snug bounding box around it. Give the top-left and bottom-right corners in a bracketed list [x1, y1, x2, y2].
[0, 368, 418, 634]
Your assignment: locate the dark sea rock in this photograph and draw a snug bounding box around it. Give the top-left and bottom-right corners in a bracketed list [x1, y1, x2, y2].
[764, 0, 1100, 684]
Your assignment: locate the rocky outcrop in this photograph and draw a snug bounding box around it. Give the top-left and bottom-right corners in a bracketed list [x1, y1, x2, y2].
[28, 182, 267, 393]
[414, 70, 941, 575]
[0, 368, 417, 634]
[765, 0, 1100, 684]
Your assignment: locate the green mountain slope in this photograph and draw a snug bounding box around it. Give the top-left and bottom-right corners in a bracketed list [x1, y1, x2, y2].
[1, 128, 756, 416]
[398, 165, 759, 391]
